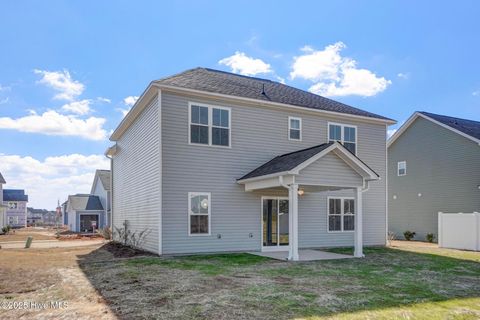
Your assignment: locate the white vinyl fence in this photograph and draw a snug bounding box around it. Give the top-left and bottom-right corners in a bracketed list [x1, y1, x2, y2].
[438, 212, 480, 251]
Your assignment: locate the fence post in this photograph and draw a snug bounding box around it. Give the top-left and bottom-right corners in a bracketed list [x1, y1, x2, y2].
[475, 212, 479, 251]
[438, 212, 443, 247]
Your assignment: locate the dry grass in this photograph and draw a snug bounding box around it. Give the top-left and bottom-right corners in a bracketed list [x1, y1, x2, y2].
[0, 242, 479, 319]
[0, 227, 57, 242]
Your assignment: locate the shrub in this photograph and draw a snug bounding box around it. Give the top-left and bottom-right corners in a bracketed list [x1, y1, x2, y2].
[387, 231, 396, 245]
[96, 227, 112, 240]
[113, 225, 150, 250]
[426, 233, 435, 243]
[1, 225, 11, 235]
[403, 230, 416, 241]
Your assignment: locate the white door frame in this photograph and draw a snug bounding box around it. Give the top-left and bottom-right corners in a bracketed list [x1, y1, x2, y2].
[261, 196, 289, 252]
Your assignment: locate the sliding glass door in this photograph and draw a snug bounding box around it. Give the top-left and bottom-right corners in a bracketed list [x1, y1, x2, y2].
[262, 197, 289, 250]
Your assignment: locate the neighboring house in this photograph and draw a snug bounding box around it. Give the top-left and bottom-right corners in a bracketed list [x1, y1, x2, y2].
[65, 194, 105, 232]
[27, 208, 58, 226]
[61, 200, 68, 226]
[107, 67, 395, 259]
[0, 172, 6, 230]
[388, 111, 480, 240]
[3, 189, 28, 228]
[90, 169, 111, 228]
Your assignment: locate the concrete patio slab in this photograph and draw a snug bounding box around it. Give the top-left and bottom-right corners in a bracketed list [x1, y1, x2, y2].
[249, 249, 353, 261]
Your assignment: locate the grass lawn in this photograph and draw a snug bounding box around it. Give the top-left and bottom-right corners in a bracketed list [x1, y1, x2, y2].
[78, 242, 480, 319]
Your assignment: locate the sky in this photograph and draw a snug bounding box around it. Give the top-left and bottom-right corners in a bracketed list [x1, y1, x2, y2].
[0, 1, 479, 209]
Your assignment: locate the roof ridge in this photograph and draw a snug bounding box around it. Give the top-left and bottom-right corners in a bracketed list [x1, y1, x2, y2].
[277, 142, 333, 157]
[202, 68, 275, 83]
[420, 111, 480, 124]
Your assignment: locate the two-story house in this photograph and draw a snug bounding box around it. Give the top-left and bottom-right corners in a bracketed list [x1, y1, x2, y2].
[3, 189, 28, 228]
[107, 68, 395, 260]
[90, 169, 111, 228]
[388, 111, 480, 240]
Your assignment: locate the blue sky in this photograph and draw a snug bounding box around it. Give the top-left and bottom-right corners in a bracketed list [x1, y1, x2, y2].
[1, 1, 479, 208]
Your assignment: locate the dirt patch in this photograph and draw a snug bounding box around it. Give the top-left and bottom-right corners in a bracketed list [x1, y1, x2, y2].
[0, 227, 57, 242]
[102, 241, 155, 258]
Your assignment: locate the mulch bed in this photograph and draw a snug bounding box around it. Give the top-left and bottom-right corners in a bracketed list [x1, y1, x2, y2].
[103, 242, 155, 258]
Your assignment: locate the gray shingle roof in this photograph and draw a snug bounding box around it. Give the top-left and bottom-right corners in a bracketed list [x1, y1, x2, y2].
[155, 68, 393, 121]
[96, 169, 111, 190]
[420, 111, 480, 141]
[0, 172, 5, 184]
[239, 143, 334, 180]
[3, 189, 28, 202]
[68, 194, 104, 211]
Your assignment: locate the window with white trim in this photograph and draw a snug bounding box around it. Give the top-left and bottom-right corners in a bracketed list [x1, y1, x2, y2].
[288, 117, 302, 140]
[189, 103, 230, 147]
[188, 192, 211, 235]
[8, 202, 17, 209]
[8, 216, 18, 225]
[328, 123, 357, 154]
[328, 197, 355, 232]
[397, 161, 406, 176]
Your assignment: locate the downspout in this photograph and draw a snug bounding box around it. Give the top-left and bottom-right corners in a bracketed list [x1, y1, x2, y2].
[105, 153, 113, 233]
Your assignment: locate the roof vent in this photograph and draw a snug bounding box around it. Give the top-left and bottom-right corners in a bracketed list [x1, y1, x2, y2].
[261, 83, 266, 95]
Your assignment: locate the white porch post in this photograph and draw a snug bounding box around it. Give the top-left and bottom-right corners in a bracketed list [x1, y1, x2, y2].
[288, 183, 299, 261]
[354, 187, 364, 258]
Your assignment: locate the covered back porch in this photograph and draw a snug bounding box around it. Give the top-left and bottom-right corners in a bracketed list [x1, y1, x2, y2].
[237, 142, 379, 261]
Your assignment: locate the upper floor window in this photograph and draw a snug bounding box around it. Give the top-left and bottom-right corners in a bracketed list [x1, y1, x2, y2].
[188, 192, 211, 235]
[288, 117, 302, 140]
[189, 103, 230, 147]
[8, 202, 17, 209]
[328, 123, 357, 154]
[397, 161, 406, 176]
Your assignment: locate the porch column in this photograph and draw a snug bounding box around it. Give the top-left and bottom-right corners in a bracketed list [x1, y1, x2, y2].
[288, 183, 299, 261]
[354, 187, 364, 257]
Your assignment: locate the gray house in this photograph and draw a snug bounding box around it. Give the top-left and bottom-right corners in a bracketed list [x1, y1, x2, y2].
[0, 172, 6, 230]
[90, 169, 111, 228]
[388, 111, 480, 241]
[107, 68, 395, 260]
[65, 194, 105, 233]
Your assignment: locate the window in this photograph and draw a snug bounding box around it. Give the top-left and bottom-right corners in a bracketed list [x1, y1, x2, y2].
[397, 161, 406, 176]
[189, 103, 230, 147]
[8, 202, 17, 209]
[328, 123, 357, 154]
[328, 197, 355, 232]
[288, 117, 302, 140]
[8, 216, 18, 225]
[188, 192, 211, 235]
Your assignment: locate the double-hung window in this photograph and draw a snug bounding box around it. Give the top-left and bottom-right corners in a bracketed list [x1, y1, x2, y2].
[8, 202, 17, 209]
[328, 123, 357, 154]
[188, 192, 211, 235]
[397, 161, 406, 176]
[328, 197, 355, 232]
[189, 103, 230, 147]
[288, 117, 302, 140]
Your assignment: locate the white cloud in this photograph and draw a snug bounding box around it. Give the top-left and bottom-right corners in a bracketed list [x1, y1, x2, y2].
[0, 97, 9, 105]
[116, 108, 130, 117]
[34, 69, 85, 101]
[397, 72, 409, 79]
[219, 51, 272, 76]
[473, 90, 480, 96]
[0, 154, 109, 209]
[290, 42, 391, 97]
[61, 99, 92, 115]
[123, 95, 139, 107]
[0, 84, 11, 92]
[387, 128, 397, 138]
[0, 110, 107, 140]
[97, 97, 111, 103]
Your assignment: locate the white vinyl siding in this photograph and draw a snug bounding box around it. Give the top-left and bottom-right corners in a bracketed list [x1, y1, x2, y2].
[288, 117, 302, 141]
[112, 96, 161, 254]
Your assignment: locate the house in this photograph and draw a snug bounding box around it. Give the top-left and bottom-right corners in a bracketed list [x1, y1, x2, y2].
[65, 194, 105, 232]
[90, 169, 111, 228]
[3, 189, 28, 228]
[107, 67, 395, 259]
[388, 111, 480, 241]
[27, 208, 58, 226]
[0, 172, 6, 230]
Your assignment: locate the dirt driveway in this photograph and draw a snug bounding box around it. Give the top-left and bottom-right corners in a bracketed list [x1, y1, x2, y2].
[0, 244, 116, 319]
